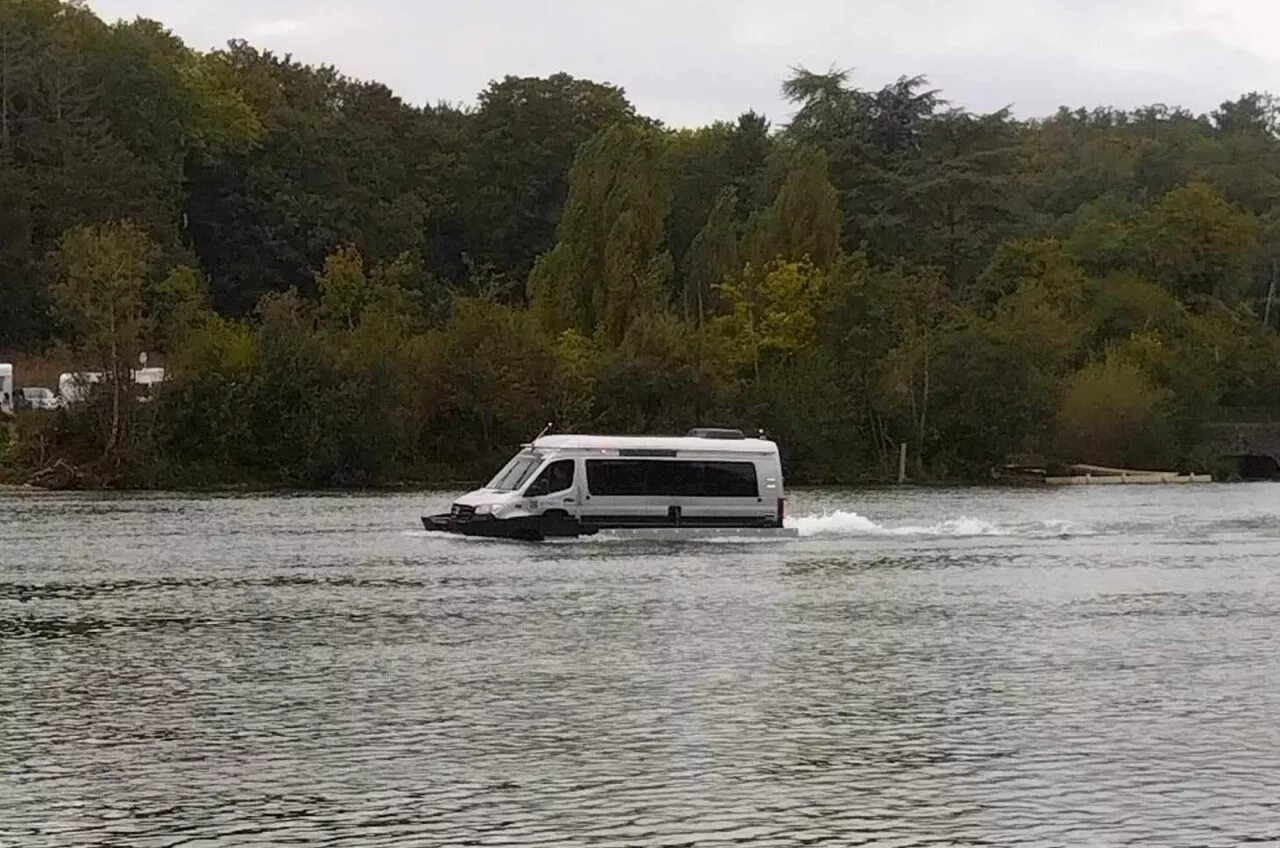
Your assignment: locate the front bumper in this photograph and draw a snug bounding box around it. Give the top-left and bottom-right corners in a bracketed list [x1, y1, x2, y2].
[421, 513, 578, 541]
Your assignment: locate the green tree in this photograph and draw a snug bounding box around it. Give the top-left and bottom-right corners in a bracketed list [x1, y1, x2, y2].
[153, 313, 256, 482]
[1057, 356, 1173, 469]
[147, 264, 212, 353]
[244, 290, 343, 485]
[315, 245, 422, 332]
[87, 17, 261, 170]
[970, 238, 1086, 314]
[783, 69, 945, 260]
[463, 73, 642, 284]
[428, 297, 554, 463]
[725, 111, 774, 214]
[1064, 196, 1139, 274]
[528, 123, 673, 344]
[186, 44, 460, 315]
[682, 186, 739, 326]
[550, 329, 598, 431]
[0, 0, 175, 346]
[1212, 93, 1279, 138]
[895, 109, 1024, 293]
[52, 221, 160, 459]
[1085, 271, 1185, 349]
[664, 124, 732, 284]
[715, 259, 826, 381]
[756, 146, 841, 269]
[596, 312, 730, 433]
[918, 314, 1058, 476]
[1135, 181, 1260, 300]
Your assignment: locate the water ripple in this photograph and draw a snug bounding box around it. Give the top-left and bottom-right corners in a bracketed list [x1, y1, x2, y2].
[3, 486, 1280, 845]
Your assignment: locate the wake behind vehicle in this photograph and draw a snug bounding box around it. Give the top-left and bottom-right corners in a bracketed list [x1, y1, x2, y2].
[423, 429, 797, 541]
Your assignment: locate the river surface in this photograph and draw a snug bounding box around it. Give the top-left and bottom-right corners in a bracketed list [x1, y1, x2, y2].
[2, 485, 1280, 846]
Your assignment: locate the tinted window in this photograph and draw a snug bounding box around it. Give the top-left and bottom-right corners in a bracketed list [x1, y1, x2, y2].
[527, 460, 576, 495]
[646, 460, 698, 497]
[586, 460, 759, 498]
[703, 461, 759, 497]
[588, 460, 647, 496]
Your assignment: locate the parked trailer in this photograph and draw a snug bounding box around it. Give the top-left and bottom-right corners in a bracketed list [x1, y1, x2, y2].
[134, 367, 166, 387]
[1, 363, 12, 412]
[59, 372, 103, 405]
[58, 368, 167, 405]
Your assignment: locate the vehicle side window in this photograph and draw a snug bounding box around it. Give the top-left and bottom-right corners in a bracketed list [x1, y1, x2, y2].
[527, 460, 575, 496]
[702, 462, 759, 497]
[585, 460, 759, 497]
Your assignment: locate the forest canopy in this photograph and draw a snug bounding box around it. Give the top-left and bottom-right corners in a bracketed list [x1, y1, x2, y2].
[3, 0, 1280, 487]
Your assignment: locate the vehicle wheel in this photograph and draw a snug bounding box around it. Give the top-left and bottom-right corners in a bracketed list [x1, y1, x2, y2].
[541, 510, 578, 538]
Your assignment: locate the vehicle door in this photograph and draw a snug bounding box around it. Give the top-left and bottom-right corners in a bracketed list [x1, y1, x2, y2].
[576, 459, 674, 528]
[521, 459, 579, 516]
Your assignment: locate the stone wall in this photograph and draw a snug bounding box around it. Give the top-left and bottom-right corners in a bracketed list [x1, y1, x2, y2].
[1208, 422, 1280, 458]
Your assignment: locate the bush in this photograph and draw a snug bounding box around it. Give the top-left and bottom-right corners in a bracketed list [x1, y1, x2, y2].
[1057, 358, 1174, 469]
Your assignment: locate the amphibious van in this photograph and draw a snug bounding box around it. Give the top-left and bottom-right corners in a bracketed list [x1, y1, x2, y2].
[423, 429, 794, 541]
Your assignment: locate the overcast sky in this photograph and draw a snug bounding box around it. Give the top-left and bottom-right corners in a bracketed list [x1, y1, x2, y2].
[86, 0, 1280, 126]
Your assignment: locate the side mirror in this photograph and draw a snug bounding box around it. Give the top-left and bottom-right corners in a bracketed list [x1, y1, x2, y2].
[525, 480, 551, 498]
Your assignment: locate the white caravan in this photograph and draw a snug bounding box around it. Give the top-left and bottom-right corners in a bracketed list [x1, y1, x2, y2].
[134, 367, 166, 387]
[59, 372, 103, 405]
[133, 367, 166, 402]
[0, 363, 12, 413]
[20, 387, 59, 411]
[59, 368, 166, 405]
[423, 429, 795, 541]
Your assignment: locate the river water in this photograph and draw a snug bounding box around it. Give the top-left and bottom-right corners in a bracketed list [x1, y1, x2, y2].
[2, 485, 1279, 846]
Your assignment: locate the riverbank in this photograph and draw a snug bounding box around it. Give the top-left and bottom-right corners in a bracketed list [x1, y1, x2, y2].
[0, 407, 1243, 492]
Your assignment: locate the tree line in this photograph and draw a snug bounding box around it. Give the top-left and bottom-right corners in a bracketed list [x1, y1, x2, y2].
[4, 0, 1280, 487]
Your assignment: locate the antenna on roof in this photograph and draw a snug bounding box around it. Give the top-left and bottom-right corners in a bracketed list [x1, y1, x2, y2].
[534, 422, 554, 442]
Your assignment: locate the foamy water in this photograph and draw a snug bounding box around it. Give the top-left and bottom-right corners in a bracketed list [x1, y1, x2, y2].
[785, 510, 1100, 539]
[788, 510, 1006, 537]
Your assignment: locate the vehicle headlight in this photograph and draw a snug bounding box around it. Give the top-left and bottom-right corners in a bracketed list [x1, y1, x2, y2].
[475, 504, 493, 516]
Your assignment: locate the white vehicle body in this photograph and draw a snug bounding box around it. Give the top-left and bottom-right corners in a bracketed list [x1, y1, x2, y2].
[134, 367, 166, 387]
[0, 363, 12, 412]
[424, 430, 793, 541]
[58, 369, 165, 405]
[134, 367, 166, 402]
[20, 387, 59, 411]
[59, 372, 103, 405]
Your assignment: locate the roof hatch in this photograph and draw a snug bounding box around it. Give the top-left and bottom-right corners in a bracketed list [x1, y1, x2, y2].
[686, 428, 747, 441]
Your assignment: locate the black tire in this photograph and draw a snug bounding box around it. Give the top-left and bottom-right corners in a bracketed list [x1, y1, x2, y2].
[541, 510, 578, 539]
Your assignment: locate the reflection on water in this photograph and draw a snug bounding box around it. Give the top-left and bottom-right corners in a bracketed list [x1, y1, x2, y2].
[3, 486, 1280, 846]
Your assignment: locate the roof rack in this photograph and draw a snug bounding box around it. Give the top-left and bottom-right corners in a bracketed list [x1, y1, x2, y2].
[686, 428, 748, 440]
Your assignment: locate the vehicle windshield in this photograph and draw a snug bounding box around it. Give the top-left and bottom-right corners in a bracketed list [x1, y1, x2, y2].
[485, 452, 544, 492]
